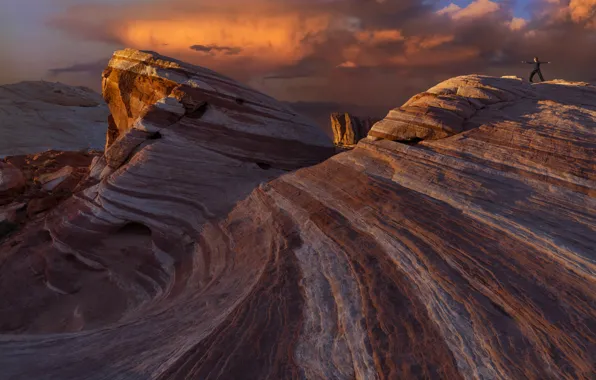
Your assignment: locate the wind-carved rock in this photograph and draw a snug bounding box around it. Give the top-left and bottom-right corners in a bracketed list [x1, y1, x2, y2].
[369, 75, 540, 142]
[0, 60, 595, 380]
[0, 48, 334, 339]
[0, 81, 108, 157]
[330, 112, 378, 147]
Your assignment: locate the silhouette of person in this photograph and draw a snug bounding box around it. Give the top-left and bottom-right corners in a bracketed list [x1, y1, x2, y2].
[521, 57, 551, 82]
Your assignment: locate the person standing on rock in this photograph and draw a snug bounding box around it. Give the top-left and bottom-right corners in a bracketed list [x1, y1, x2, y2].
[521, 57, 551, 83]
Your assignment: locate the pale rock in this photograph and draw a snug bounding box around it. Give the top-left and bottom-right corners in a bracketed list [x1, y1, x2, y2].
[38, 166, 74, 192]
[369, 74, 536, 141]
[0, 59, 594, 380]
[88, 156, 107, 180]
[0, 81, 109, 157]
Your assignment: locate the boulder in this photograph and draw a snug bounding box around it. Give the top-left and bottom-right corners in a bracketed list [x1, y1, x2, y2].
[0, 150, 100, 224]
[37, 166, 75, 192]
[0, 202, 26, 224]
[0, 202, 26, 240]
[0, 162, 25, 195]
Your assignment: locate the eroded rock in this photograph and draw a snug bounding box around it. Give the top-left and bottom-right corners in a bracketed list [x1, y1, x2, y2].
[0, 48, 334, 340]
[369, 75, 537, 142]
[38, 166, 75, 192]
[330, 112, 379, 147]
[0, 61, 594, 380]
[0, 150, 100, 237]
[0, 81, 109, 157]
[0, 162, 25, 196]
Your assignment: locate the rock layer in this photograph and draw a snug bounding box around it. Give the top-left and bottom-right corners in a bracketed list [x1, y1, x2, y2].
[0, 150, 100, 235]
[0, 48, 334, 336]
[330, 112, 379, 147]
[0, 81, 109, 157]
[369, 75, 537, 142]
[0, 63, 595, 380]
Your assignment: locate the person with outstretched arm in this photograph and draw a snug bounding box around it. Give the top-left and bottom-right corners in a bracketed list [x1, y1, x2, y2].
[521, 57, 551, 82]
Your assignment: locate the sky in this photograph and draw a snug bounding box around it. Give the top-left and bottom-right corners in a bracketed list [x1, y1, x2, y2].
[2, 0, 596, 119]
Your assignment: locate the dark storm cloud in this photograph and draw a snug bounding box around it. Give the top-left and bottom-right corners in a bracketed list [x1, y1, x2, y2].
[47, 58, 110, 77]
[190, 44, 243, 55]
[46, 0, 596, 112]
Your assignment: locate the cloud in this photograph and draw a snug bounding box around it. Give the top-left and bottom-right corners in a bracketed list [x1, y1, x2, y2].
[507, 17, 528, 30]
[437, 0, 500, 20]
[569, 0, 596, 23]
[190, 44, 242, 55]
[560, 0, 596, 28]
[355, 29, 404, 44]
[45, 0, 596, 111]
[47, 58, 110, 77]
[337, 61, 357, 68]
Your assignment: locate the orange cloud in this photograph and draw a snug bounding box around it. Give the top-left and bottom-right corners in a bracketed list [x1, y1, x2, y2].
[390, 46, 480, 66]
[405, 35, 455, 53]
[569, 0, 596, 27]
[540, 0, 596, 28]
[507, 17, 528, 30]
[355, 29, 404, 44]
[44, 0, 596, 112]
[438, 0, 500, 20]
[337, 61, 357, 68]
[338, 32, 466, 69]
[117, 14, 332, 66]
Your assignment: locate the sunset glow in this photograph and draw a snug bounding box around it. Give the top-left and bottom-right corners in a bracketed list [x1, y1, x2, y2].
[3, 0, 596, 108]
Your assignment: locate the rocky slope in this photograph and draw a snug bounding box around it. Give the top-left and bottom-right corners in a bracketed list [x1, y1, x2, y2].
[0, 150, 101, 240]
[330, 112, 379, 147]
[0, 49, 594, 380]
[0, 81, 108, 157]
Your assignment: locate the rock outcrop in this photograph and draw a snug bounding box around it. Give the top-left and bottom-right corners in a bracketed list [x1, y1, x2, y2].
[38, 166, 75, 192]
[0, 162, 25, 196]
[0, 48, 333, 334]
[330, 112, 379, 147]
[0, 81, 109, 157]
[0, 56, 594, 380]
[369, 75, 534, 142]
[0, 150, 101, 238]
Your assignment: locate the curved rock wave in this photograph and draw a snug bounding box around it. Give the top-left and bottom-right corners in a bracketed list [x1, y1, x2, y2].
[0, 52, 594, 379]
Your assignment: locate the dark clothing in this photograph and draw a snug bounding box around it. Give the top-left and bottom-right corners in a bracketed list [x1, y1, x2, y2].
[523, 60, 549, 82]
[524, 61, 543, 70]
[530, 69, 544, 82]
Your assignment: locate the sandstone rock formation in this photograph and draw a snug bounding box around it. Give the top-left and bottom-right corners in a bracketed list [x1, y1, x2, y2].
[0, 150, 100, 238]
[38, 166, 75, 192]
[0, 81, 108, 157]
[330, 112, 379, 147]
[0, 53, 594, 380]
[370, 75, 535, 142]
[0, 162, 25, 196]
[0, 48, 333, 334]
